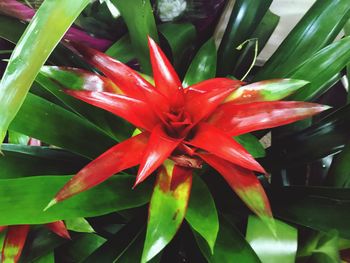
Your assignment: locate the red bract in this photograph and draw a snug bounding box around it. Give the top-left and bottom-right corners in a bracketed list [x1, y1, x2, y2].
[44, 37, 329, 225]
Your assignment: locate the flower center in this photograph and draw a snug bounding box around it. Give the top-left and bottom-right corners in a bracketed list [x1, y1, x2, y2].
[163, 108, 192, 138]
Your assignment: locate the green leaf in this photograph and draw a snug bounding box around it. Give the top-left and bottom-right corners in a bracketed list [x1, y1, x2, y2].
[142, 161, 192, 263]
[8, 130, 30, 145]
[235, 133, 265, 158]
[272, 187, 350, 239]
[9, 93, 116, 159]
[255, 0, 350, 80]
[31, 252, 55, 263]
[158, 23, 196, 71]
[327, 143, 350, 187]
[217, 0, 272, 76]
[65, 217, 95, 233]
[58, 233, 106, 262]
[233, 10, 280, 78]
[83, 218, 144, 263]
[289, 36, 350, 101]
[0, 0, 90, 145]
[0, 173, 151, 225]
[246, 216, 298, 263]
[113, 0, 158, 74]
[105, 34, 135, 63]
[298, 230, 341, 263]
[186, 175, 219, 253]
[268, 104, 349, 168]
[0, 15, 25, 43]
[194, 215, 261, 263]
[183, 38, 217, 88]
[0, 144, 87, 179]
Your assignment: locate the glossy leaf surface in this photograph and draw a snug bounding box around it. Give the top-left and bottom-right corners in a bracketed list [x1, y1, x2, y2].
[246, 216, 298, 263]
[183, 38, 217, 88]
[224, 79, 309, 104]
[195, 216, 261, 263]
[0, 0, 90, 145]
[9, 93, 116, 159]
[114, 0, 158, 74]
[255, 0, 350, 79]
[217, 0, 272, 76]
[235, 134, 265, 158]
[0, 174, 151, 226]
[64, 218, 94, 234]
[209, 101, 329, 136]
[186, 175, 219, 253]
[289, 36, 350, 101]
[142, 161, 192, 262]
[199, 153, 273, 231]
[50, 132, 149, 204]
[0, 144, 87, 179]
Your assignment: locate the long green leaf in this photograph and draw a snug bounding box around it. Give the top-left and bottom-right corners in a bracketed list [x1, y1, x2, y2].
[289, 37, 350, 101]
[9, 93, 116, 159]
[255, 0, 350, 79]
[233, 10, 280, 78]
[0, 0, 90, 145]
[246, 216, 298, 263]
[194, 215, 261, 263]
[105, 34, 135, 63]
[272, 187, 350, 239]
[217, 0, 272, 76]
[113, 0, 158, 74]
[142, 161, 192, 263]
[267, 105, 349, 168]
[186, 175, 219, 253]
[183, 38, 217, 88]
[0, 144, 87, 178]
[0, 173, 151, 226]
[158, 23, 196, 71]
[235, 133, 265, 158]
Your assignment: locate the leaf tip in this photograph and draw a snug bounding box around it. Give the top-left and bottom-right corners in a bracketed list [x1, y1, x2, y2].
[43, 198, 57, 211]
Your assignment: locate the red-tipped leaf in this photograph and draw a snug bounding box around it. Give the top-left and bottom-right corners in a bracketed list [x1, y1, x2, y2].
[223, 79, 309, 104]
[65, 90, 160, 131]
[1, 225, 30, 263]
[135, 125, 182, 187]
[40, 66, 122, 94]
[209, 101, 330, 136]
[187, 123, 265, 173]
[45, 221, 71, 239]
[148, 36, 184, 109]
[198, 153, 274, 230]
[47, 133, 149, 206]
[72, 43, 169, 114]
[0, 226, 6, 232]
[142, 160, 192, 262]
[186, 78, 243, 96]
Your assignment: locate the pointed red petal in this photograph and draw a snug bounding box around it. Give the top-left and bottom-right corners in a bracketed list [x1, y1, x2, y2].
[45, 221, 71, 239]
[135, 125, 182, 187]
[209, 101, 330, 136]
[187, 123, 265, 173]
[185, 86, 235, 127]
[198, 153, 273, 221]
[65, 90, 160, 131]
[186, 78, 243, 97]
[0, 226, 7, 232]
[71, 43, 169, 115]
[51, 132, 149, 204]
[1, 225, 30, 263]
[148, 36, 184, 108]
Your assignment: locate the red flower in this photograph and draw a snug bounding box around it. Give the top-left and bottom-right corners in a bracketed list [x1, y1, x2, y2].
[44, 37, 329, 223]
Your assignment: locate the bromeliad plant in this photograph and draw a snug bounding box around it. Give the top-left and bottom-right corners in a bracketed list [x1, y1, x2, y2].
[1, 0, 350, 262]
[41, 38, 328, 261]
